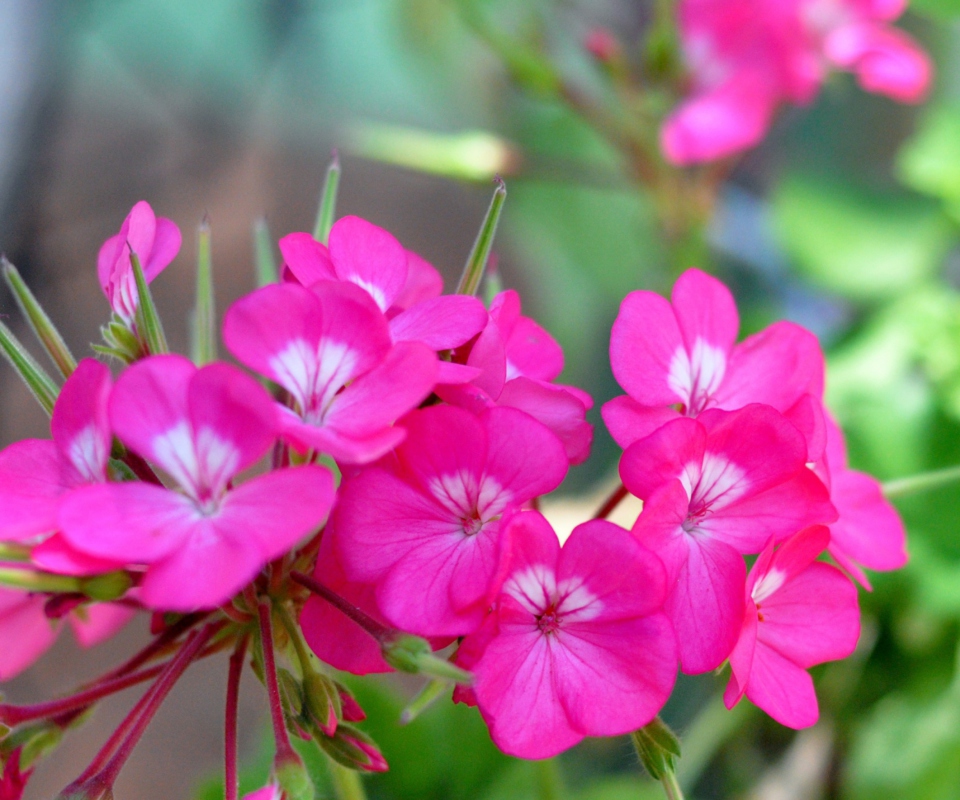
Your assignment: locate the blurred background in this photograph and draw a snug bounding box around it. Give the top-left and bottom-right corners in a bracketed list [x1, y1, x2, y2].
[2, 0, 960, 798]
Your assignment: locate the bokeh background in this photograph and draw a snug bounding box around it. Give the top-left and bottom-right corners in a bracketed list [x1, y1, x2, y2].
[3, 0, 960, 798]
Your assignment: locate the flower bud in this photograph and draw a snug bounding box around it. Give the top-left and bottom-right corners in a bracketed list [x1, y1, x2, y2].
[317, 724, 388, 773]
[335, 683, 366, 723]
[80, 571, 132, 602]
[275, 753, 314, 800]
[383, 634, 473, 684]
[302, 672, 340, 737]
[276, 668, 304, 718]
[631, 717, 681, 781]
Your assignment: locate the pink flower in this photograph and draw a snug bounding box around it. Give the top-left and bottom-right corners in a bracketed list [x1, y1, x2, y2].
[97, 201, 181, 323]
[0, 749, 31, 800]
[662, 0, 930, 164]
[724, 525, 860, 728]
[462, 511, 677, 759]
[603, 268, 824, 449]
[59, 355, 335, 611]
[223, 281, 438, 464]
[334, 405, 568, 636]
[822, 416, 907, 588]
[242, 786, 282, 800]
[279, 218, 488, 382]
[622, 404, 836, 673]
[440, 290, 594, 464]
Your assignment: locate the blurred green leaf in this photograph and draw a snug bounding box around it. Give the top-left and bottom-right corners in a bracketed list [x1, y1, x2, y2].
[909, 0, 960, 19]
[773, 175, 952, 301]
[898, 104, 960, 219]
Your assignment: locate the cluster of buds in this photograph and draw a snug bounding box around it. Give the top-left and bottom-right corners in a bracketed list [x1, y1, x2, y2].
[0, 159, 904, 799]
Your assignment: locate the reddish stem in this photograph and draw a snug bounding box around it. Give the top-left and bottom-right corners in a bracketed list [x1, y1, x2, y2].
[594, 483, 628, 520]
[257, 600, 297, 762]
[225, 635, 249, 800]
[290, 570, 394, 642]
[98, 612, 207, 683]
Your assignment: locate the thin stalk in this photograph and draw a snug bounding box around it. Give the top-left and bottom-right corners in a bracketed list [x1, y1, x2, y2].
[257, 600, 298, 762]
[660, 770, 685, 800]
[130, 250, 169, 355]
[0, 567, 80, 593]
[0, 317, 59, 414]
[399, 679, 449, 725]
[314, 151, 341, 244]
[329, 762, 368, 800]
[290, 571, 393, 642]
[594, 483, 628, 519]
[225, 635, 249, 800]
[883, 465, 960, 499]
[253, 217, 279, 287]
[274, 602, 317, 677]
[98, 612, 207, 683]
[456, 178, 506, 296]
[536, 758, 563, 800]
[191, 216, 216, 365]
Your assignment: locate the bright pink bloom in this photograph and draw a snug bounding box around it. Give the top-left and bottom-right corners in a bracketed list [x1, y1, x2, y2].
[0, 359, 113, 543]
[223, 281, 437, 464]
[462, 511, 677, 759]
[334, 405, 568, 636]
[823, 416, 907, 588]
[724, 525, 860, 728]
[59, 356, 335, 611]
[662, 0, 930, 164]
[97, 201, 181, 323]
[622, 404, 835, 673]
[440, 290, 593, 464]
[604, 268, 824, 449]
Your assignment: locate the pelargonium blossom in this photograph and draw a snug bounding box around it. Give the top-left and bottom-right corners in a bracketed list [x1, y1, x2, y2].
[662, 0, 930, 164]
[333, 404, 568, 636]
[724, 525, 860, 728]
[439, 289, 594, 464]
[622, 404, 836, 673]
[59, 355, 335, 610]
[604, 268, 824, 448]
[459, 511, 677, 759]
[223, 281, 437, 464]
[97, 200, 181, 323]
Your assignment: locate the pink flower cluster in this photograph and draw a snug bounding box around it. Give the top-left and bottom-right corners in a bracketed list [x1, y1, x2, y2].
[0, 200, 905, 786]
[663, 0, 931, 164]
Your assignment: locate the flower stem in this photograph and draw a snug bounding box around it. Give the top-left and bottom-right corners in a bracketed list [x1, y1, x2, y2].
[329, 762, 368, 800]
[99, 612, 208, 683]
[225, 634, 249, 800]
[290, 571, 394, 643]
[594, 483, 628, 519]
[660, 770, 685, 800]
[257, 599, 298, 763]
[883, 464, 960, 499]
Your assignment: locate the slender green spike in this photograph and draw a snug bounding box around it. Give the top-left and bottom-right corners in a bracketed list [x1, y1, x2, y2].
[0, 318, 59, 414]
[191, 217, 216, 365]
[0, 567, 81, 594]
[1, 257, 76, 378]
[253, 217, 279, 287]
[130, 251, 169, 355]
[456, 178, 507, 296]
[399, 678, 449, 725]
[313, 150, 341, 245]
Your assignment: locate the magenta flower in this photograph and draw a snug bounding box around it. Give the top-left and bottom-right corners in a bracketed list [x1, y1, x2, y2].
[662, 0, 930, 164]
[724, 525, 860, 728]
[604, 268, 824, 448]
[462, 511, 677, 759]
[0, 749, 31, 800]
[242, 786, 281, 800]
[622, 404, 835, 673]
[333, 405, 568, 636]
[97, 200, 181, 323]
[223, 281, 437, 464]
[440, 290, 594, 464]
[59, 355, 335, 611]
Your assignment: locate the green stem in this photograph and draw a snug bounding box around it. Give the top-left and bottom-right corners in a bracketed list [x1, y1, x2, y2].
[191, 217, 216, 366]
[314, 151, 341, 245]
[456, 178, 506, 297]
[274, 601, 317, 678]
[536, 758, 563, 800]
[253, 217, 279, 287]
[0, 543, 32, 563]
[883, 465, 960, 499]
[329, 761, 368, 800]
[0, 567, 80, 593]
[660, 770, 685, 800]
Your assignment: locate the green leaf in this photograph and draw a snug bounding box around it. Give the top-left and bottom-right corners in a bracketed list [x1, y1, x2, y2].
[191, 217, 216, 365]
[898, 105, 960, 211]
[910, 0, 960, 19]
[0, 318, 60, 415]
[773, 174, 953, 301]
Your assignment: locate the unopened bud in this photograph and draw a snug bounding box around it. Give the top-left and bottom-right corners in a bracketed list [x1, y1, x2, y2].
[317, 724, 388, 773]
[631, 717, 681, 781]
[335, 683, 366, 723]
[585, 28, 621, 63]
[276, 668, 304, 718]
[302, 672, 340, 737]
[275, 753, 314, 800]
[383, 635, 473, 684]
[80, 571, 132, 602]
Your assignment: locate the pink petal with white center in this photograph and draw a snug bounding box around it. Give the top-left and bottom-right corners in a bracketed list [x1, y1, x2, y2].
[671, 268, 739, 357]
[716, 321, 825, 411]
[279, 232, 336, 286]
[328, 216, 407, 312]
[750, 525, 831, 595]
[757, 562, 860, 669]
[620, 417, 706, 501]
[0, 440, 64, 540]
[601, 395, 680, 450]
[31, 534, 126, 576]
[278, 413, 407, 464]
[482, 407, 569, 504]
[498, 378, 593, 465]
[69, 603, 136, 648]
[393, 250, 443, 310]
[59, 482, 200, 563]
[830, 469, 907, 579]
[323, 342, 437, 437]
[51, 358, 112, 485]
[742, 640, 820, 729]
[610, 290, 685, 407]
[0, 590, 59, 681]
[660, 72, 778, 165]
[389, 295, 488, 350]
[825, 23, 930, 103]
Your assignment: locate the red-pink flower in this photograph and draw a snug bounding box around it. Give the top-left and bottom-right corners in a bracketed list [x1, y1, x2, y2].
[440, 290, 594, 464]
[461, 511, 677, 759]
[223, 281, 437, 464]
[622, 404, 836, 673]
[242, 786, 281, 800]
[0, 749, 31, 799]
[97, 201, 181, 323]
[662, 0, 930, 164]
[604, 268, 824, 448]
[333, 405, 568, 636]
[59, 356, 335, 611]
[724, 525, 860, 728]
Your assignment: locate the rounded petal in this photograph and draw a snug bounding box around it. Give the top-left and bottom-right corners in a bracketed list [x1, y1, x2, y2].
[671, 268, 739, 356]
[394, 250, 443, 309]
[279, 232, 336, 285]
[498, 378, 593, 465]
[829, 468, 907, 574]
[51, 358, 112, 484]
[144, 216, 182, 278]
[31, 534, 126, 576]
[601, 395, 680, 450]
[389, 295, 488, 351]
[620, 417, 705, 501]
[824, 23, 930, 103]
[69, 603, 136, 648]
[0, 591, 59, 681]
[744, 642, 820, 729]
[0, 440, 65, 540]
[328, 216, 408, 312]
